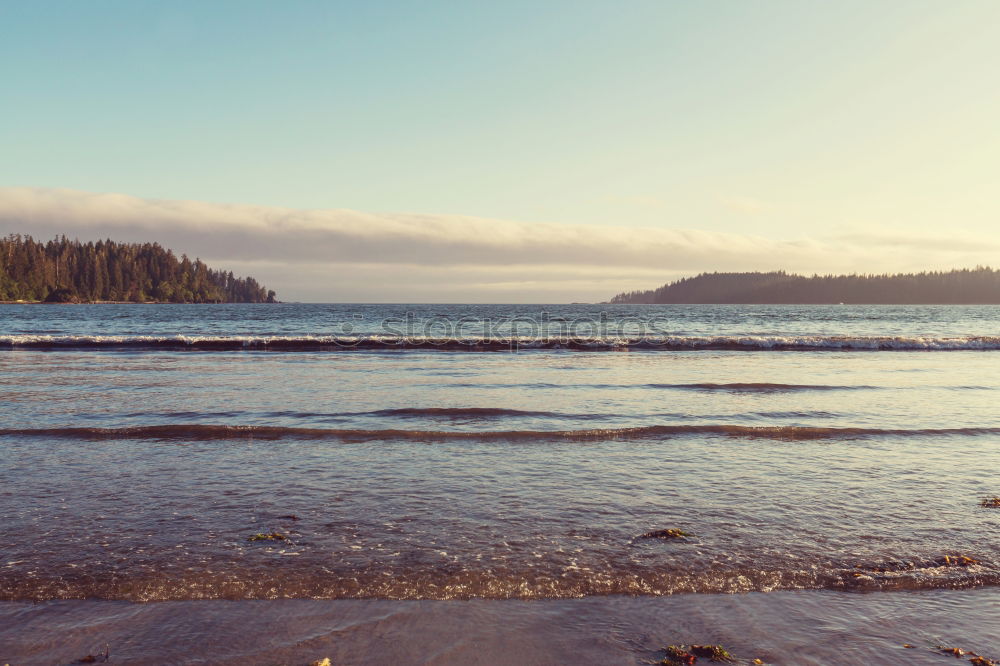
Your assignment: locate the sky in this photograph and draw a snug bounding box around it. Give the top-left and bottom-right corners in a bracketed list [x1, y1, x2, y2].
[1, 0, 999, 302]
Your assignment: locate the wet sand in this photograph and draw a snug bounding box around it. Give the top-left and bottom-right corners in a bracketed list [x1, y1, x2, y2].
[2, 589, 998, 665]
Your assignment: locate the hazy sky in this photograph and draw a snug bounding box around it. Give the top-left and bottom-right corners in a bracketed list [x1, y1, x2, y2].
[2, 1, 999, 301]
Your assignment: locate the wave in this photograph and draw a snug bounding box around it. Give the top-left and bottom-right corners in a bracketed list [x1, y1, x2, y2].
[442, 381, 873, 392]
[368, 407, 557, 419]
[4, 333, 1000, 351]
[93, 408, 845, 427]
[1, 561, 996, 602]
[2, 423, 997, 442]
[115, 407, 566, 421]
[649, 382, 873, 392]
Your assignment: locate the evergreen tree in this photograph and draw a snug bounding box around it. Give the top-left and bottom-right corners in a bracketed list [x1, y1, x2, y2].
[0, 235, 277, 303]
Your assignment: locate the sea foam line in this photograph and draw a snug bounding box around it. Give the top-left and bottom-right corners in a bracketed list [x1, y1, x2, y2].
[3, 334, 1000, 351]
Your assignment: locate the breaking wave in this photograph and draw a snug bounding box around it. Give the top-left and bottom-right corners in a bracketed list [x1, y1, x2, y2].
[2, 424, 997, 441]
[3, 333, 1000, 351]
[1, 560, 996, 602]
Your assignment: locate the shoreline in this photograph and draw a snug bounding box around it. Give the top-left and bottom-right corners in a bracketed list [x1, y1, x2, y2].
[0, 300, 277, 305]
[0, 300, 164, 305]
[1, 589, 997, 665]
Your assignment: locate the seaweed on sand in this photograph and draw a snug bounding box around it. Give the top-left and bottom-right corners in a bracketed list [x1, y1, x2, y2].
[690, 645, 734, 662]
[247, 532, 289, 542]
[852, 554, 980, 576]
[661, 644, 735, 663]
[663, 645, 697, 664]
[639, 528, 693, 540]
[935, 554, 980, 567]
[935, 646, 996, 663]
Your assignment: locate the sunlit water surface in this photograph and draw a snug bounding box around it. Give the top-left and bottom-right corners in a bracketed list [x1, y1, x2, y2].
[1, 304, 999, 663]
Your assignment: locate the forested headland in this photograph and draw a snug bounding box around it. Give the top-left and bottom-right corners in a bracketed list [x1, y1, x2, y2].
[609, 269, 1000, 304]
[0, 235, 277, 303]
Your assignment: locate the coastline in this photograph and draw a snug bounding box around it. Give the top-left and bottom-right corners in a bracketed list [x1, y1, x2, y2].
[0, 301, 277, 305]
[2, 589, 997, 665]
[0, 300, 162, 305]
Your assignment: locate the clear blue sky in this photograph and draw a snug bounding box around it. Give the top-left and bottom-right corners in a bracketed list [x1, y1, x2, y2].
[2, 1, 999, 300]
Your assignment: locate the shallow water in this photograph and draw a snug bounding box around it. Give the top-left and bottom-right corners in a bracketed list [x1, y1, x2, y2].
[1, 304, 999, 662]
[1, 589, 998, 665]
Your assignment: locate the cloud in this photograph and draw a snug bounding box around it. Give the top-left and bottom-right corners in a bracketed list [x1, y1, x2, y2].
[0, 187, 993, 302]
[833, 230, 1000, 254]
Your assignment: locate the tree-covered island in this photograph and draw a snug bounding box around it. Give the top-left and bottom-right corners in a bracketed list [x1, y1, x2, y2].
[0, 235, 276, 303]
[610, 269, 1000, 304]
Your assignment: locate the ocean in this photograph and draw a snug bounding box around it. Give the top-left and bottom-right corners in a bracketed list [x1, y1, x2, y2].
[1, 304, 999, 664]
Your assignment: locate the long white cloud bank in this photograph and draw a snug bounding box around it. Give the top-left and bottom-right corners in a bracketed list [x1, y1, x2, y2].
[0, 187, 994, 302]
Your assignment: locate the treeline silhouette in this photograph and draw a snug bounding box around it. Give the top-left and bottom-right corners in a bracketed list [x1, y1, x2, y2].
[609, 269, 1000, 304]
[0, 235, 277, 303]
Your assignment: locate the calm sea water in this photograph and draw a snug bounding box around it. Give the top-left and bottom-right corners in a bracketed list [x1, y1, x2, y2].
[1, 304, 999, 663]
[2, 303, 999, 600]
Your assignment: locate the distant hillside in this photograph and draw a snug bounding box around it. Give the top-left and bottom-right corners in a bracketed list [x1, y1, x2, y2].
[0, 234, 276, 303]
[609, 269, 1000, 304]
